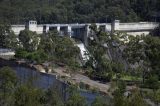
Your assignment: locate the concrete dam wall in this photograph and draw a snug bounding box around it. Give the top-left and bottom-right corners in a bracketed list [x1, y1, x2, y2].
[11, 20, 159, 39]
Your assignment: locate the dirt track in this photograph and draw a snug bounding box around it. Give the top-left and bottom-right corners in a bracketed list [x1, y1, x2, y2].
[53, 67, 110, 94]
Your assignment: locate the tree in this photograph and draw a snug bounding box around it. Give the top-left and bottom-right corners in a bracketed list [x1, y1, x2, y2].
[153, 89, 160, 105]
[44, 88, 64, 106]
[150, 24, 160, 36]
[66, 92, 87, 106]
[39, 33, 55, 55]
[39, 31, 80, 67]
[123, 35, 149, 83]
[91, 96, 108, 106]
[0, 23, 18, 48]
[0, 0, 160, 23]
[128, 89, 147, 106]
[0, 24, 10, 47]
[26, 50, 48, 63]
[112, 79, 128, 106]
[14, 84, 44, 106]
[15, 49, 48, 63]
[117, 80, 126, 94]
[87, 25, 128, 82]
[5, 31, 18, 49]
[145, 75, 159, 90]
[106, 6, 126, 22]
[113, 89, 127, 106]
[19, 29, 39, 52]
[144, 36, 160, 80]
[66, 85, 87, 106]
[0, 66, 17, 106]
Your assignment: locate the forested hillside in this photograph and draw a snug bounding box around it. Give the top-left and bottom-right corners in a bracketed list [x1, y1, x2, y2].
[0, 0, 160, 24]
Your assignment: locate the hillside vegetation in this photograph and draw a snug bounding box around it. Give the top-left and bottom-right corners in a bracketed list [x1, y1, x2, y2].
[0, 0, 160, 24]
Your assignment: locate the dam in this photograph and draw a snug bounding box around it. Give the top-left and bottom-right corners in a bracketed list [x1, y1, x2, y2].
[11, 20, 159, 38]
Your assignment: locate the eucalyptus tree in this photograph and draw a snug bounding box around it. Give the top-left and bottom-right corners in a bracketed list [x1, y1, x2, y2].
[39, 32, 56, 55]
[86, 25, 127, 81]
[39, 31, 80, 71]
[122, 34, 160, 86]
[150, 23, 160, 36]
[0, 23, 18, 49]
[0, 24, 10, 48]
[91, 96, 109, 106]
[66, 92, 87, 106]
[14, 84, 44, 106]
[5, 31, 18, 49]
[113, 80, 127, 106]
[128, 89, 147, 106]
[122, 35, 149, 83]
[154, 89, 160, 105]
[44, 88, 64, 106]
[144, 36, 160, 80]
[66, 85, 87, 106]
[113, 89, 127, 106]
[19, 29, 39, 52]
[86, 24, 113, 80]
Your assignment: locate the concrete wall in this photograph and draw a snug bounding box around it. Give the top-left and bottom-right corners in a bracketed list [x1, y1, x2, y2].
[119, 22, 158, 31]
[105, 24, 112, 32]
[11, 25, 25, 35]
[36, 25, 43, 34]
[11, 20, 159, 36]
[11, 21, 44, 35]
[28, 21, 44, 34]
[112, 20, 159, 36]
[126, 31, 149, 36]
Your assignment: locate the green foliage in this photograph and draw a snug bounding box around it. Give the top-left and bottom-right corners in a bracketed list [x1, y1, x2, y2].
[113, 84, 147, 106]
[15, 49, 29, 58]
[0, 24, 10, 47]
[145, 75, 159, 90]
[144, 36, 160, 78]
[0, 66, 17, 106]
[66, 85, 87, 106]
[86, 25, 126, 82]
[66, 92, 87, 106]
[14, 85, 44, 106]
[39, 31, 80, 67]
[122, 35, 160, 87]
[154, 89, 160, 104]
[19, 29, 39, 52]
[117, 80, 126, 94]
[150, 24, 160, 36]
[27, 50, 48, 63]
[123, 35, 146, 64]
[112, 62, 124, 74]
[123, 35, 160, 85]
[91, 96, 108, 106]
[128, 89, 147, 106]
[113, 89, 127, 106]
[15, 49, 48, 63]
[0, 23, 18, 48]
[15, 30, 80, 69]
[0, 0, 159, 24]
[44, 88, 64, 106]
